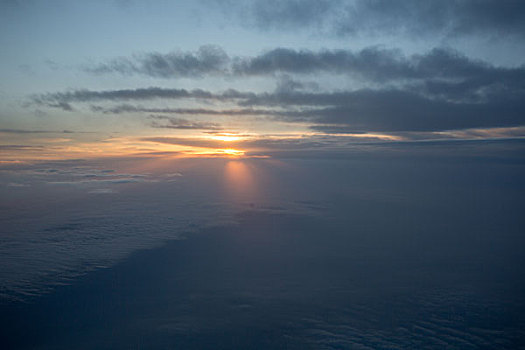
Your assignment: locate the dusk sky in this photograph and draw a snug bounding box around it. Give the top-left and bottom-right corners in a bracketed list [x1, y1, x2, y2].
[1, 1, 525, 349]
[1, 0, 525, 159]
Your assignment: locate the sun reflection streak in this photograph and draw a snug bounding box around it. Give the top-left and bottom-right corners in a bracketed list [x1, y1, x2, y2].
[223, 160, 257, 201]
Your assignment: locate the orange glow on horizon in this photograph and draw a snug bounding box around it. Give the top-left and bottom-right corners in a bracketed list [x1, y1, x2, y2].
[0, 134, 254, 161]
[174, 148, 246, 158]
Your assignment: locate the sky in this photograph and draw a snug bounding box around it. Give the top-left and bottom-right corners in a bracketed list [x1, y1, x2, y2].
[1, 0, 525, 161]
[1, 1, 525, 348]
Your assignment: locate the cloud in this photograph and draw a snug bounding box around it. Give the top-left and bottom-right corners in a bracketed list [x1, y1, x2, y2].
[34, 86, 525, 133]
[275, 74, 319, 93]
[234, 47, 525, 105]
[33, 87, 255, 110]
[6, 182, 30, 187]
[142, 135, 357, 153]
[88, 188, 117, 194]
[48, 177, 148, 185]
[0, 129, 82, 134]
[0, 145, 44, 150]
[86, 45, 525, 87]
[47, 101, 74, 111]
[34, 46, 525, 134]
[235, 47, 525, 95]
[336, 0, 525, 38]
[435, 126, 525, 140]
[247, 0, 337, 31]
[241, 89, 525, 132]
[214, 0, 525, 40]
[81, 46, 525, 106]
[142, 137, 227, 149]
[87, 45, 229, 78]
[232, 46, 412, 78]
[91, 104, 290, 117]
[246, 138, 525, 161]
[149, 115, 223, 130]
[0, 164, 157, 188]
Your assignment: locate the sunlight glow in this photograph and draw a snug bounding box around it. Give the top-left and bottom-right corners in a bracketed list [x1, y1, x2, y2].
[208, 132, 244, 142]
[223, 160, 257, 200]
[218, 149, 245, 157]
[210, 135, 241, 142]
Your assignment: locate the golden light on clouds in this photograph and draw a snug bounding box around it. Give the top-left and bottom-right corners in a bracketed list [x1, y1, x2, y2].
[7, 125, 522, 164]
[182, 148, 246, 158]
[332, 133, 405, 141]
[218, 148, 245, 156]
[209, 135, 241, 142]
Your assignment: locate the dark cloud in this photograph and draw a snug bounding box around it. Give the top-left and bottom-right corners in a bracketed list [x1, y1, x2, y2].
[84, 46, 525, 106]
[246, 89, 525, 132]
[232, 46, 410, 79]
[35, 86, 525, 133]
[217, 0, 525, 40]
[248, 138, 525, 161]
[0, 129, 80, 134]
[234, 47, 525, 105]
[242, 137, 328, 150]
[46, 101, 74, 111]
[88, 188, 116, 194]
[90, 104, 291, 117]
[309, 125, 371, 135]
[236, 47, 524, 87]
[47, 178, 149, 185]
[274, 74, 319, 93]
[87, 45, 229, 78]
[33, 87, 255, 110]
[36, 46, 525, 134]
[248, 0, 336, 30]
[149, 115, 223, 130]
[337, 0, 525, 38]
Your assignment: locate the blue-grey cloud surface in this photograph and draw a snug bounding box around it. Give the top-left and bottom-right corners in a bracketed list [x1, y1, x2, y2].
[2, 2, 525, 347]
[32, 45, 525, 137]
[217, 0, 525, 40]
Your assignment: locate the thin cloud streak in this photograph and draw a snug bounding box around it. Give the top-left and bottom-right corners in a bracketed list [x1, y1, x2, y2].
[34, 87, 525, 133]
[33, 87, 255, 106]
[149, 115, 223, 130]
[90, 104, 296, 117]
[86, 45, 229, 78]
[0, 129, 88, 134]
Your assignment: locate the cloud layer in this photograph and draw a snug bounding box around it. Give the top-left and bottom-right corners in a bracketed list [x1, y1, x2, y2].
[34, 46, 525, 135]
[216, 0, 525, 40]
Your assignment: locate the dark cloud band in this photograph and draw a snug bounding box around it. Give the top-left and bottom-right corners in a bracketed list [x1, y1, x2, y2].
[215, 0, 525, 40]
[33, 87, 525, 133]
[33, 44, 525, 134]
